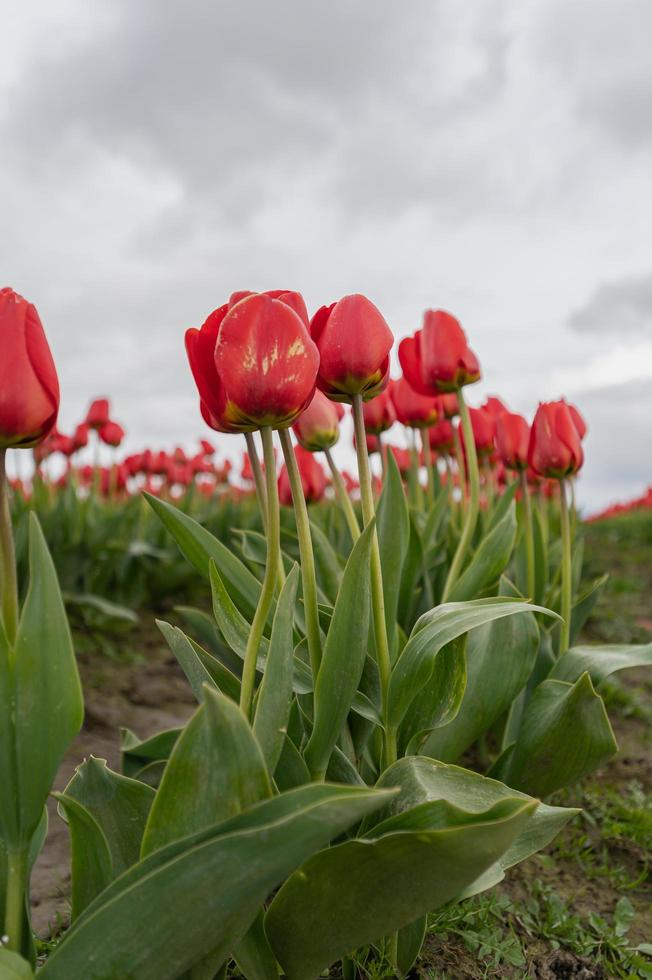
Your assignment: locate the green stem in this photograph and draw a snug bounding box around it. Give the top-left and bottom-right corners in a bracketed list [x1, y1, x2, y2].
[279, 429, 323, 682]
[239, 428, 280, 720]
[519, 469, 535, 601]
[4, 847, 28, 952]
[245, 431, 268, 533]
[407, 429, 423, 509]
[442, 388, 480, 602]
[453, 425, 467, 509]
[559, 477, 572, 656]
[324, 448, 360, 542]
[0, 449, 19, 645]
[420, 428, 435, 508]
[352, 395, 395, 768]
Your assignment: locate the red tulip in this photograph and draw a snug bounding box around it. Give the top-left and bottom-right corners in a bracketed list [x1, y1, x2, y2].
[567, 403, 587, 441]
[229, 289, 310, 326]
[278, 445, 328, 504]
[293, 389, 344, 452]
[0, 288, 59, 448]
[186, 292, 319, 432]
[438, 393, 459, 419]
[528, 401, 584, 478]
[428, 419, 455, 454]
[200, 439, 215, 456]
[99, 421, 125, 448]
[73, 422, 90, 452]
[399, 310, 480, 395]
[363, 388, 396, 435]
[310, 294, 393, 402]
[495, 412, 530, 471]
[86, 398, 111, 430]
[387, 445, 411, 476]
[483, 396, 509, 419]
[467, 407, 495, 455]
[390, 377, 440, 428]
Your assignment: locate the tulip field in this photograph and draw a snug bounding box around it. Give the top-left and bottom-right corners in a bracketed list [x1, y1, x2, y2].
[1, 287, 651, 979]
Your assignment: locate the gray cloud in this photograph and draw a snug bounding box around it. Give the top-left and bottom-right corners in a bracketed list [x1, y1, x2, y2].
[568, 273, 652, 335]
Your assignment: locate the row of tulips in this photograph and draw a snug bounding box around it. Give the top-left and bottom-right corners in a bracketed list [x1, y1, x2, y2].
[1, 285, 651, 979]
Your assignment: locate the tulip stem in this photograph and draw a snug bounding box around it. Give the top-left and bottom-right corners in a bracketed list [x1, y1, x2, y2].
[245, 432, 268, 533]
[559, 477, 572, 655]
[279, 429, 323, 682]
[442, 388, 480, 602]
[352, 396, 395, 768]
[3, 846, 28, 953]
[324, 448, 360, 543]
[453, 425, 467, 509]
[407, 430, 423, 509]
[420, 429, 435, 508]
[239, 427, 280, 721]
[0, 449, 19, 645]
[519, 469, 536, 601]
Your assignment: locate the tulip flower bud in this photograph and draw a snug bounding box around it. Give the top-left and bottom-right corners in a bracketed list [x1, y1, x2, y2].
[438, 393, 459, 419]
[293, 390, 344, 452]
[0, 287, 59, 448]
[86, 398, 111, 430]
[73, 422, 90, 451]
[99, 421, 125, 447]
[399, 310, 481, 395]
[482, 395, 509, 419]
[528, 401, 584, 478]
[310, 294, 393, 402]
[390, 377, 440, 428]
[362, 388, 396, 435]
[467, 406, 495, 455]
[495, 411, 530, 471]
[278, 445, 328, 504]
[567, 403, 587, 441]
[428, 419, 455, 454]
[187, 293, 319, 432]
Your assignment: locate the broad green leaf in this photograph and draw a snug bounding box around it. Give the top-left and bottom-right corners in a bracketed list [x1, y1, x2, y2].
[399, 635, 467, 755]
[309, 519, 343, 604]
[157, 620, 240, 703]
[63, 592, 139, 623]
[396, 916, 427, 977]
[274, 734, 311, 791]
[254, 567, 300, 774]
[303, 522, 375, 778]
[146, 493, 261, 617]
[397, 512, 425, 631]
[9, 516, 84, 844]
[141, 686, 272, 856]
[40, 785, 393, 980]
[422, 578, 539, 763]
[63, 757, 154, 875]
[210, 560, 269, 659]
[448, 504, 517, 601]
[0, 949, 33, 978]
[501, 673, 618, 797]
[121, 727, 181, 780]
[485, 481, 518, 533]
[532, 503, 548, 605]
[0, 809, 48, 965]
[53, 794, 112, 920]
[233, 910, 279, 980]
[362, 757, 577, 890]
[388, 598, 557, 731]
[569, 574, 609, 645]
[550, 642, 652, 686]
[377, 451, 410, 657]
[265, 791, 536, 980]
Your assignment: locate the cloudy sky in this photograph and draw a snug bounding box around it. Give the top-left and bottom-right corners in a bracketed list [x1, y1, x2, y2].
[3, 0, 651, 510]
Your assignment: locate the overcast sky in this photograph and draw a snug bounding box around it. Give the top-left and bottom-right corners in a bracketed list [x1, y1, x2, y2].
[2, 0, 651, 511]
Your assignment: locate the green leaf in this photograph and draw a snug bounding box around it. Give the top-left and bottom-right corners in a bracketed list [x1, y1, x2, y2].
[303, 521, 376, 777]
[550, 642, 652, 686]
[308, 519, 343, 604]
[448, 504, 517, 601]
[233, 910, 279, 980]
[377, 451, 410, 656]
[265, 787, 536, 980]
[0, 949, 33, 978]
[63, 592, 139, 623]
[388, 597, 557, 731]
[141, 686, 272, 856]
[40, 785, 393, 980]
[274, 735, 311, 791]
[399, 635, 468, 755]
[52, 794, 112, 920]
[121, 727, 181, 781]
[157, 620, 240, 703]
[397, 512, 425, 630]
[254, 567, 300, 774]
[396, 916, 427, 977]
[422, 578, 539, 763]
[62, 757, 154, 875]
[501, 673, 618, 796]
[146, 493, 261, 617]
[2, 516, 83, 844]
[210, 560, 269, 660]
[569, 574, 609, 646]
